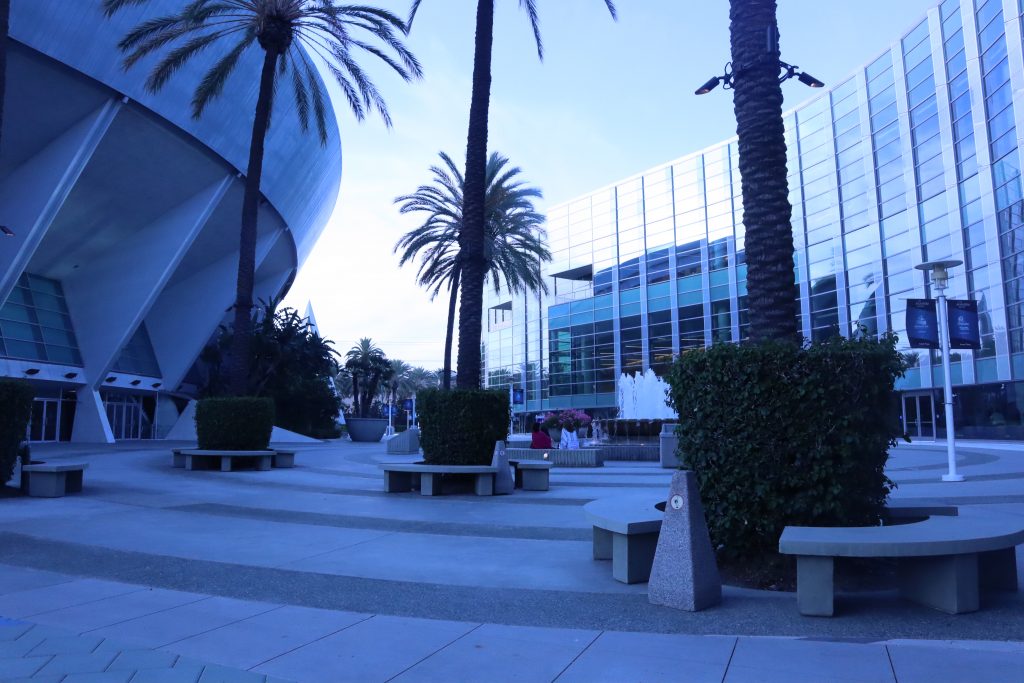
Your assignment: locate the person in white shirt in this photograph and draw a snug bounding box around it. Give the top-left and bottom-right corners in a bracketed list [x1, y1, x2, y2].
[559, 427, 580, 450]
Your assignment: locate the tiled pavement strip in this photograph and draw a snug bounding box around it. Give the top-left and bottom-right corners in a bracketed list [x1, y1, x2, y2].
[0, 439, 1023, 682]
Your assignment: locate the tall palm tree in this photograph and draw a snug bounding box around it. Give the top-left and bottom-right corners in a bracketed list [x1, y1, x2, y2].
[344, 337, 391, 418]
[729, 0, 798, 342]
[407, 0, 616, 388]
[395, 150, 550, 389]
[0, 0, 9, 157]
[104, 0, 422, 396]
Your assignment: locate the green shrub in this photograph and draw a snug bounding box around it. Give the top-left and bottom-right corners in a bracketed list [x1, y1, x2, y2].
[667, 335, 908, 561]
[0, 380, 34, 484]
[417, 388, 508, 465]
[195, 397, 275, 451]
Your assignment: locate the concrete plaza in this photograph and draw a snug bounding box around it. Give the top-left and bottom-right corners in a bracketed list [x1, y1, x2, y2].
[0, 438, 1022, 682]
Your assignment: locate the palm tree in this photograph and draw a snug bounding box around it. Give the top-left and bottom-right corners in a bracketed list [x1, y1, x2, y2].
[104, 0, 422, 396]
[729, 0, 798, 342]
[0, 0, 10, 156]
[395, 151, 550, 389]
[407, 0, 616, 388]
[344, 338, 391, 418]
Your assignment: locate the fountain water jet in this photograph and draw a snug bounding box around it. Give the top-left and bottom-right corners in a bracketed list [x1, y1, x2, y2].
[617, 369, 677, 419]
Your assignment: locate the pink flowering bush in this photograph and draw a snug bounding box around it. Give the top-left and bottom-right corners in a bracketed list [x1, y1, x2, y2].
[540, 409, 592, 432]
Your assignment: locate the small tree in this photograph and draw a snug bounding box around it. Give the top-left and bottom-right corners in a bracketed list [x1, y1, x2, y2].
[345, 338, 392, 418]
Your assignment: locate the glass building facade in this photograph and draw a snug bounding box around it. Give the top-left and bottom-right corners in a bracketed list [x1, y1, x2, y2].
[483, 0, 1024, 439]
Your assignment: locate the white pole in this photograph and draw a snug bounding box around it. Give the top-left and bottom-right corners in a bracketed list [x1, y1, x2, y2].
[936, 283, 963, 482]
[387, 389, 394, 436]
[412, 395, 417, 427]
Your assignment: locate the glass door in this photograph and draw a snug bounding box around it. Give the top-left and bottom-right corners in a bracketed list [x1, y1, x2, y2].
[902, 393, 935, 439]
[28, 398, 60, 442]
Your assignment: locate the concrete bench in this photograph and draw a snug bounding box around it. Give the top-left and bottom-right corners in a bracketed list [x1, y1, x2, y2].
[381, 462, 498, 496]
[21, 463, 88, 498]
[583, 494, 664, 584]
[779, 509, 1024, 616]
[271, 450, 296, 468]
[172, 448, 185, 468]
[508, 460, 552, 491]
[180, 449, 273, 472]
[506, 447, 603, 467]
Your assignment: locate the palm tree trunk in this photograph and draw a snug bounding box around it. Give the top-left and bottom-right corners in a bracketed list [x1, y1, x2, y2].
[729, 0, 798, 342]
[0, 0, 9, 157]
[227, 48, 279, 395]
[455, 0, 494, 390]
[443, 267, 461, 390]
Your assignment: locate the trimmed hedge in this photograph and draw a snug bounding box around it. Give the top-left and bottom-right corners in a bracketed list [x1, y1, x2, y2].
[417, 388, 509, 465]
[667, 335, 908, 561]
[0, 380, 34, 485]
[195, 397, 275, 451]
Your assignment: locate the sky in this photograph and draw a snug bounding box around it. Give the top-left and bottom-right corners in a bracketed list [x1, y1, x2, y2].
[283, 0, 941, 372]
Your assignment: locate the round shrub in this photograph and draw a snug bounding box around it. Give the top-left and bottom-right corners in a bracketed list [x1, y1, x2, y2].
[195, 397, 275, 451]
[417, 388, 509, 465]
[0, 379, 34, 484]
[667, 335, 908, 561]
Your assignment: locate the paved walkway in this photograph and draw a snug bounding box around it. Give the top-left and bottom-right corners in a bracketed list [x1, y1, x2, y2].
[0, 439, 1022, 682]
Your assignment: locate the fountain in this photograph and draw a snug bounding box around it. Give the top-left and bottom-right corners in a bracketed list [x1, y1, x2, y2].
[617, 368, 677, 420]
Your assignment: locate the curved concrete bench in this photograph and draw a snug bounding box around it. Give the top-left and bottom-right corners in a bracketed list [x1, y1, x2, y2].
[779, 511, 1024, 616]
[381, 463, 498, 496]
[583, 493, 664, 583]
[180, 450, 273, 472]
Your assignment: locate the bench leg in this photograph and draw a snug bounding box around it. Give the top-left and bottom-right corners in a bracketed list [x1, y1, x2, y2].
[593, 527, 613, 560]
[173, 453, 185, 468]
[899, 554, 979, 614]
[612, 531, 659, 584]
[28, 472, 66, 498]
[220, 457, 232, 472]
[384, 471, 413, 493]
[65, 470, 83, 493]
[474, 473, 494, 496]
[185, 455, 195, 471]
[522, 469, 549, 491]
[796, 556, 835, 617]
[257, 455, 272, 471]
[979, 548, 1019, 592]
[421, 472, 443, 496]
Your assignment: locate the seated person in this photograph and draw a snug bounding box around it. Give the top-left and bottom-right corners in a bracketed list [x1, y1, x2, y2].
[530, 422, 552, 449]
[559, 426, 580, 450]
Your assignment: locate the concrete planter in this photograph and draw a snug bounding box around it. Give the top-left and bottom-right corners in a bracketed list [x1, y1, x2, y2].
[347, 417, 388, 442]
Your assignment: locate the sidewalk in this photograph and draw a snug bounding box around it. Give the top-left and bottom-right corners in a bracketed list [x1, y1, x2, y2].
[1, 440, 1022, 682]
[2, 568, 1023, 683]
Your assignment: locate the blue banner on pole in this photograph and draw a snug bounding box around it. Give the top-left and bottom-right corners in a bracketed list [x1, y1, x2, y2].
[402, 398, 414, 412]
[512, 388, 524, 405]
[906, 299, 939, 349]
[947, 299, 981, 350]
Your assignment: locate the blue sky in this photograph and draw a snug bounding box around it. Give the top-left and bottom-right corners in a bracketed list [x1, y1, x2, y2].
[284, 0, 940, 370]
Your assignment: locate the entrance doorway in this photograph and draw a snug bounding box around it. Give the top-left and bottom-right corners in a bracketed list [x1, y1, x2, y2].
[902, 392, 936, 439]
[29, 398, 59, 442]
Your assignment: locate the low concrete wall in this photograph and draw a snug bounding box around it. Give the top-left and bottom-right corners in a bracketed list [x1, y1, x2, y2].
[597, 444, 659, 462]
[506, 448, 603, 467]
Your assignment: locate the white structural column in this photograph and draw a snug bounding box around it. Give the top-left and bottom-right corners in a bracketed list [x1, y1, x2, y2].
[149, 227, 284, 393]
[72, 389, 114, 443]
[0, 99, 122, 305]
[65, 176, 233, 391]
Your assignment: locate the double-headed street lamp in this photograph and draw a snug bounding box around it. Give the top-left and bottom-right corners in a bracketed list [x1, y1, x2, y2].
[695, 59, 824, 95]
[915, 260, 965, 482]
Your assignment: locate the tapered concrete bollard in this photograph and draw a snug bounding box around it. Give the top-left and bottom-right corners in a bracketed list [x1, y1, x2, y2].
[491, 441, 515, 495]
[648, 470, 721, 611]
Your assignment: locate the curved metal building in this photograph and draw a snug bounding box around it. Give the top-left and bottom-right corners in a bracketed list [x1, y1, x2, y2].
[0, 1, 341, 442]
[485, 0, 1024, 440]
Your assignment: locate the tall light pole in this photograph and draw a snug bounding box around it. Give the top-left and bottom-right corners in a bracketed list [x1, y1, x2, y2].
[915, 260, 964, 482]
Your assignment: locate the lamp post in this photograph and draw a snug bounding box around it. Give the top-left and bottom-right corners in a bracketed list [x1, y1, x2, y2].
[915, 260, 964, 482]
